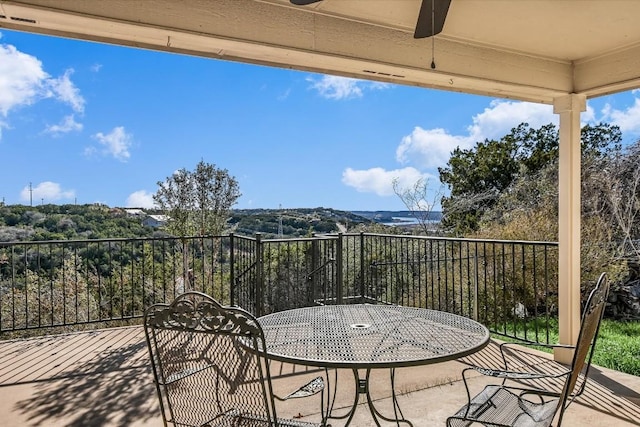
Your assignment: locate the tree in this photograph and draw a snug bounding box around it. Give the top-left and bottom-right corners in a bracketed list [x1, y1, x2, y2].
[585, 140, 640, 258]
[392, 177, 444, 235]
[154, 169, 194, 237]
[471, 123, 626, 286]
[153, 160, 241, 237]
[154, 161, 241, 293]
[438, 122, 621, 235]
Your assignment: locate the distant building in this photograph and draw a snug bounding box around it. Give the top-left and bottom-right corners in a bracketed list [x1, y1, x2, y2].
[124, 208, 145, 217]
[143, 214, 168, 228]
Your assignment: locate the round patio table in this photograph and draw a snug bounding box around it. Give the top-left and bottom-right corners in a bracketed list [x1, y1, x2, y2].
[259, 304, 490, 426]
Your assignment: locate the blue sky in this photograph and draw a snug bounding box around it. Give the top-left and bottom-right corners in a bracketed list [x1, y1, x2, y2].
[2, 29, 640, 211]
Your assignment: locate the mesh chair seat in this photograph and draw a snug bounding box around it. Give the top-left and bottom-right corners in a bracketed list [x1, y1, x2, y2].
[448, 385, 558, 427]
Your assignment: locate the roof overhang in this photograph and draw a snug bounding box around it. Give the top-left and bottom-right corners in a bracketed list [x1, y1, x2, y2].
[1, 0, 640, 104]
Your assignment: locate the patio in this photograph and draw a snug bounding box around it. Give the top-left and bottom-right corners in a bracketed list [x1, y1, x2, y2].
[2, 0, 640, 368]
[1, 325, 638, 426]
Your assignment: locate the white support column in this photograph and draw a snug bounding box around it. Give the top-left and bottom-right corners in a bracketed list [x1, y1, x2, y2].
[553, 94, 586, 363]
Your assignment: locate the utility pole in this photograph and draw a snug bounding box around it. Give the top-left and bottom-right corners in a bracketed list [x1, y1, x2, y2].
[29, 182, 33, 206]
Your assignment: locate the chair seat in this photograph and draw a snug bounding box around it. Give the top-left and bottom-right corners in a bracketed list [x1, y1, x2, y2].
[283, 376, 325, 399]
[448, 385, 558, 427]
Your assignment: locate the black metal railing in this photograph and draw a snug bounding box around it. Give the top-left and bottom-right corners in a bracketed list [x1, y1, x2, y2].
[0, 235, 234, 332]
[0, 233, 558, 343]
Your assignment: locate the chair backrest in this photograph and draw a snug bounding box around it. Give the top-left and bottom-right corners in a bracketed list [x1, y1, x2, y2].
[144, 292, 277, 427]
[556, 272, 610, 425]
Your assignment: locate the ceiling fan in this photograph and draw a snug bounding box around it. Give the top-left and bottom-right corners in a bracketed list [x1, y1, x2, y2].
[289, 0, 452, 38]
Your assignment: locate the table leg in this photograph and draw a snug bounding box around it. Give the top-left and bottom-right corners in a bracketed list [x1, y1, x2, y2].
[326, 368, 413, 427]
[364, 368, 413, 427]
[324, 367, 338, 425]
[323, 368, 361, 426]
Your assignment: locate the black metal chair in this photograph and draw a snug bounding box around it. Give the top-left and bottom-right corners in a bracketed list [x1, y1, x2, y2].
[144, 291, 326, 427]
[447, 272, 610, 427]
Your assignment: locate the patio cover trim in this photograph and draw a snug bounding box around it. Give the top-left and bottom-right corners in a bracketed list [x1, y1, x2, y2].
[3, 0, 640, 104]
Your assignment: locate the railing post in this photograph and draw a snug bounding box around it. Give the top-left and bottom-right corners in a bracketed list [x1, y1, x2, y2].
[360, 232, 365, 301]
[473, 254, 479, 321]
[336, 233, 344, 304]
[255, 233, 264, 317]
[229, 233, 235, 306]
[310, 233, 318, 305]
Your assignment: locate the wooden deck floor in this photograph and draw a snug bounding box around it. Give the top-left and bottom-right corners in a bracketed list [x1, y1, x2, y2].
[0, 326, 639, 426]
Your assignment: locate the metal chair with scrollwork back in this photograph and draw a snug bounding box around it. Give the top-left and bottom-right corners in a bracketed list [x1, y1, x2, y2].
[447, 272, 610, 427]
[144, 291, 326, 427]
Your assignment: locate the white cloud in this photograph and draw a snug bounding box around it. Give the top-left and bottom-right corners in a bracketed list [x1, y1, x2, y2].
[0, 41, 85, 139]
[396, 127, 474, 169]
[0, 43, 48, 116]
[342, 167, 429, 196]
[582, 103, 596, 123]
[600, 96, 640, 135]
[467, 100, 555, 142]
[20, 181, 75, 203]
[396, 100, 556, 169]
[46, 69, 85, 113]
[44, 114, 83, 135]
[0, 44, 85, 136]
[126, 190, 156, 208]
[92, 126, 133, 161]
[307, 75, 390, 100]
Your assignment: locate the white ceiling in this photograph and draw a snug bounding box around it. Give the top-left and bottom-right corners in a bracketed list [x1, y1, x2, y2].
[2, 0, 640, 103]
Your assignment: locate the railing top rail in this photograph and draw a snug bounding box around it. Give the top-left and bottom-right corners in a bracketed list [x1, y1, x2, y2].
[321, 232, 558, 247]
[229, 233, 338, 244]
[261, 236, 338, 244]
[0, 232, 558, 249]
[0, 234, 231, 247]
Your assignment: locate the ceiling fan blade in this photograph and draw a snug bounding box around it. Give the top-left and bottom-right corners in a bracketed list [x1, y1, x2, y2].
[414, 0, 451, 38]
[290, 0, 323, 5]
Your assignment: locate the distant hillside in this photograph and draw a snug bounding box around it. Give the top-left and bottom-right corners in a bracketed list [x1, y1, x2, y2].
[0, 204, 377, 242]
[0, 204, 443, 242]
[0, 204, 151, 242]
[229, 208, 374, 237]
[352, 210, 443, 223]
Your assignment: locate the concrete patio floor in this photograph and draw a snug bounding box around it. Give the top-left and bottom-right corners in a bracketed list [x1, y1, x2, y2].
[0, 326, 639, 426]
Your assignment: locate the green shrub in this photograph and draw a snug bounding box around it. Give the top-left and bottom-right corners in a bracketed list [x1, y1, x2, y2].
[494, 318, 640, 376]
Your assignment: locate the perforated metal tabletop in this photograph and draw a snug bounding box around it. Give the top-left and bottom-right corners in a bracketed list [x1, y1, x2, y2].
[259, 304, 490, 369]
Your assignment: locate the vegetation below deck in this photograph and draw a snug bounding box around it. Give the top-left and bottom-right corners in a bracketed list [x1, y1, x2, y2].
[497, 318, 640, 376]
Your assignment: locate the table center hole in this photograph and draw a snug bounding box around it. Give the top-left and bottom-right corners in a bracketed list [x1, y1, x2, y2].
[350, 323, 371, 329]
